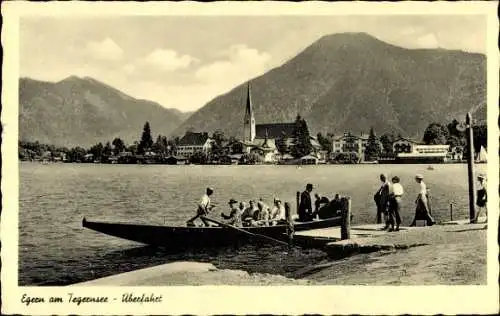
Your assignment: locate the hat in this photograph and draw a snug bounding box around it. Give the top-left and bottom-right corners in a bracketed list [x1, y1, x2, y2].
[306, 183, 314, 189]
[228, 198, 238, 204]
[391, 176, 400, 183]
[274, 197, 282, 203]
[206, 187, 214, 193]
[477, 174, 486, 180]
[415, 174, 424, 180]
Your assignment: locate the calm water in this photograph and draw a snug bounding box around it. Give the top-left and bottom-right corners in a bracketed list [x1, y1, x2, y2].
[19, 162, 486, 285]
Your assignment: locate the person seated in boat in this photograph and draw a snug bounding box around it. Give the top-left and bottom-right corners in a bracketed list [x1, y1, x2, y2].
[269, 198, 286, 225]
[314, 194, 330, 214]
[298, 183, 314, 222]
[186, 187, 214, 227]
[252, 201, 270, 226]
[241, 200, 259, 227]
[220, 198, 242, 227]
[314, 194, 341, 219]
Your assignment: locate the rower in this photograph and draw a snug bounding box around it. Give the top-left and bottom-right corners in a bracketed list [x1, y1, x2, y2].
[186, 187, 214, 227]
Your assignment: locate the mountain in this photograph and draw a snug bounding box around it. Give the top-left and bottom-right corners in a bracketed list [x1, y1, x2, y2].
[174, 32, 486, 139]
[19, 76, 190, 147]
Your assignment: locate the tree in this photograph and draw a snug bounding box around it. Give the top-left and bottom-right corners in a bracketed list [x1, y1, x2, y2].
[379, 132, 396, 154]
[112, 138, 126, 155]
[276, 131, 289, 158]
[189, 151, 208, 164]
[138, 121, 153, 154]
[152, 135, 167, 154]
[291, 115, 313, 158]
[472, 124, 487, 154]
[68, 146, 87, 162]
[364, 127, 381, 161]
[210, 130, 227, 159]
[89, 142, 104, 161]
[103, 142, 112, 158]
[317, 132, 332, 153]
[423, 123, 448, 145]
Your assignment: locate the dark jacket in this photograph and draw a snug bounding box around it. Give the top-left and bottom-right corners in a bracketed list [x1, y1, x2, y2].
[374, 182, 390, 209]
[299, 190, 312, 217]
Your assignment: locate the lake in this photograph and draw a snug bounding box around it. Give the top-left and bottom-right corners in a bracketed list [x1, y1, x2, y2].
[19, 162, 486, 285]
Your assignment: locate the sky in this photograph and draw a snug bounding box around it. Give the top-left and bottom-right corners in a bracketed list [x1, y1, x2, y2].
[20, 15, 486, 112]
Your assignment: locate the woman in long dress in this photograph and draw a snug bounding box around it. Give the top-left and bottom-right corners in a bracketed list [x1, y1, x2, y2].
[473, 174, 487, 223]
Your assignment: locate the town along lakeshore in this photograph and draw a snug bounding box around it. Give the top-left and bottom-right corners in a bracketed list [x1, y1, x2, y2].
[19, 162, 487, 285]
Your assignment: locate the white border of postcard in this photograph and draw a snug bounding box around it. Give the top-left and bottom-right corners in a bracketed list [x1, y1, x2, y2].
[2, 1, 499, 315]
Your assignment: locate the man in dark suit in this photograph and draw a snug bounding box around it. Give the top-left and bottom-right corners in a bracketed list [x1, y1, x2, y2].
[374, 174, 390, 229]
[298, 183, 314, 221]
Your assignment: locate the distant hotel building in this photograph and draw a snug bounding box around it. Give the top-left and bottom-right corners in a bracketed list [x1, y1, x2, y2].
[331, 132, 382, 161]
[176, 132, 213, 158]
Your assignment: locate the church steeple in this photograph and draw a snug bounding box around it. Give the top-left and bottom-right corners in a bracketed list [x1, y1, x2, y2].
[243, 82, 256, 142]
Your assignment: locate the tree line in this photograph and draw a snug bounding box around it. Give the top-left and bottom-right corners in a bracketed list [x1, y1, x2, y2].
[19, 122, 181, 162]
[19, 118, 488, 163]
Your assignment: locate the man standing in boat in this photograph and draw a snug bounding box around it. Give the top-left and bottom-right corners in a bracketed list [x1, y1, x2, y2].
[186, 187, 214, 227]
[298, 183, 314, 221]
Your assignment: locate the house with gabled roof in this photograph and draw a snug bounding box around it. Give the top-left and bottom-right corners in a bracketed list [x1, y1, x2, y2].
[176, 131, 213, 158]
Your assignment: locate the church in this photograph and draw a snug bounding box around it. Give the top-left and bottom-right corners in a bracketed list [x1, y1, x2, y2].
[236, 83, 321, 162]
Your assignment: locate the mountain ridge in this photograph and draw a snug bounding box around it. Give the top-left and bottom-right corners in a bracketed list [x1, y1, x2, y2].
[173, 32, 486, 139]
[19, 76, 192, 147]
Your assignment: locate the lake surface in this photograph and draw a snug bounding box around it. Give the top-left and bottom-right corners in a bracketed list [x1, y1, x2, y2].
[19, 162, 486, 285]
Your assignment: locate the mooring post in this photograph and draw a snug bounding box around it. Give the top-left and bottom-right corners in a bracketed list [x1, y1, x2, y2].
[285, 202, 294, 247]
[296, 191, 300, 214]
[466, 112, 476, 222]
[341, 196, 351, 240]
[449, 203, 453, 221]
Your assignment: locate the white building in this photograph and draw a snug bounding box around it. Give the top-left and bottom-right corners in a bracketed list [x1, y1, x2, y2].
[331, 132, 382, 161]
[176, 132, 213, 158]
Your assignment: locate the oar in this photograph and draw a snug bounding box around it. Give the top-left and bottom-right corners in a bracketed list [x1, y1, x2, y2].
[200, 216, 289, 247]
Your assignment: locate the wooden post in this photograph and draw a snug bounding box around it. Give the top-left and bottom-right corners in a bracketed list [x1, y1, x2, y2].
[285, 202, 294, 246]
[341, 196, 351, 240]
[466, 112, 476, 222]
[296, 191, 300, 215]
[449, 203, 453, 221]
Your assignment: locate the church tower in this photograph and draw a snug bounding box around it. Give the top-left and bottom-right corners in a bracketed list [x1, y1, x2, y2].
[243, 82, 256, 143]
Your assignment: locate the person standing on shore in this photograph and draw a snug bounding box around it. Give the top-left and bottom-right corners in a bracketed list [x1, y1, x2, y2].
[388, 176, 404, 232]
[410, 175, 435, 226]
[298, 183, 314, 222]
[186, 187, 214, 227]
[374, 174, 390, 229]
[473, 174, 487, 223]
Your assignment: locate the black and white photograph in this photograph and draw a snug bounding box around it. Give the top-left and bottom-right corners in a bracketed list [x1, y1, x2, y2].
[2, 1, 499, 315]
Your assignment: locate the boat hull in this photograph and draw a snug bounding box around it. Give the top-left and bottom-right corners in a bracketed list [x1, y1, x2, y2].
[82, 217, 342, 249]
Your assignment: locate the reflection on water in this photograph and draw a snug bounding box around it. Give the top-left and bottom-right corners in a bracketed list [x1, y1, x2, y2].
[19, 162, 485, 285]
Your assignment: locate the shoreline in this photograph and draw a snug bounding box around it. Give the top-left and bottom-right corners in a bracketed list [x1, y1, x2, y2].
[73, 221, 487, 286]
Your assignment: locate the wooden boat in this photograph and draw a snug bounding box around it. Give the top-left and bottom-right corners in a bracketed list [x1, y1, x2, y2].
[82, 216, 342, 250]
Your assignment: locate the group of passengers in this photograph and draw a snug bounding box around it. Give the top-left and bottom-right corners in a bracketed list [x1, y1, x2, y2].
[220, 198, 287, 227]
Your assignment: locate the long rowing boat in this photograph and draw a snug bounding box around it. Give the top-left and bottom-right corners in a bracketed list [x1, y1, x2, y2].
[82, 216, 342, 250]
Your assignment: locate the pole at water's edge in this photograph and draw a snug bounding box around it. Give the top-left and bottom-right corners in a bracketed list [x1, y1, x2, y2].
[296, 191, 300, 215]
[285, 202, 294, 247]
[449, 203, 453, 221]
[466, 112, 476, 223]
[341, 196, 351, 240]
